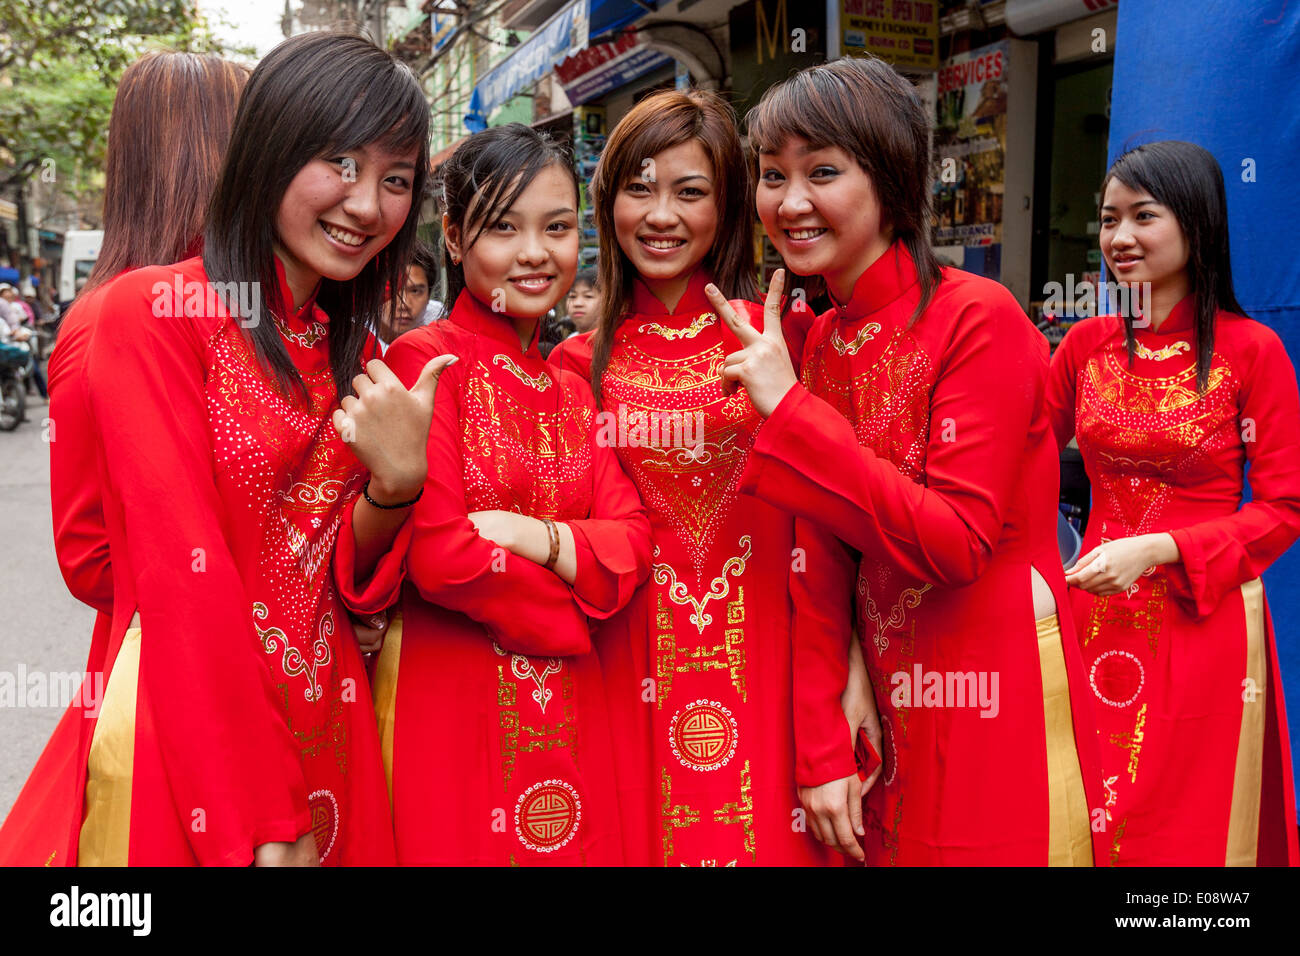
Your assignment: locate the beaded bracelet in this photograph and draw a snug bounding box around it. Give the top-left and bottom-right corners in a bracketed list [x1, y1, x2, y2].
[362, 479, 423, 510]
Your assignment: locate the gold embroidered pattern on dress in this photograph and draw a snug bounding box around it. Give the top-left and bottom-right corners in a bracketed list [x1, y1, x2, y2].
[1108, 702, 1148, 784]
[498, 666, 519, 789]
[274, 315, 328, 349]
[1084, 577, 1167, 657]
[460, 371, 592, 520]
[656, 619, 748, 710]
[492, 353, 552, 392]
[493, 641, 564, 715]
[607, 348, 722, 393]
[859, 571, 931, 656]
[278, 478, 354, 508]
[254, 601, 332, 702]
[661, 768, 700, 862]
[1077, 349, 1236, 537]
[806, 326, 933, 481]
[653, 535, 752, 634]
[1134, 339, 1191, 361]
[638, 312, 717, 340]
[830, 322, 882, 356]
[712, 759, 756, 862]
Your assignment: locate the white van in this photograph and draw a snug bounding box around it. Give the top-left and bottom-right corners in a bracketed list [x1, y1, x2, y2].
[58, 230, 103, 304]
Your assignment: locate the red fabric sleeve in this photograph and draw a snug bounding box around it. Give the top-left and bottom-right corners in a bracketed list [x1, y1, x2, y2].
[741, 298, 1040, 588]
[85, 276, 308, 865]
[332, 495, 416, 615]
[49, 393, 114, 613]
[791, 516, 859, 787]
[1167, 325, 1300, 617]
[384, 335, 598, 657]
[47, 311, 114, 613]
[564, 399, 652, 617]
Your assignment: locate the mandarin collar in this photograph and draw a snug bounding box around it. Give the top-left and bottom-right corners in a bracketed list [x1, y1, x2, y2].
[446, 289, 542, 356]
[272, 254, 323, 326]
[1140, 293, 1195, 336]
[629, 268, 714, 317]
[827, 241, 917, 322]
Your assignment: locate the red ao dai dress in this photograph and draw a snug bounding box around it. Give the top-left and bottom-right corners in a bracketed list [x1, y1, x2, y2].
[1, 256, 397, 865]
[1047, 298, 1300, 865]
[335, 288, 652, 865]
[550, 268, 833, 866]
[739, 242, 1107, 865]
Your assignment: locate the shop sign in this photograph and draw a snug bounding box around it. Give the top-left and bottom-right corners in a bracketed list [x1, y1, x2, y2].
[555, 31, 670, 105]
[841, 0, 939, 70]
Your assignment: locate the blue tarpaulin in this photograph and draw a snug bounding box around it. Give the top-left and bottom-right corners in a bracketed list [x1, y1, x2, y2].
[465, 0, 588, 132]
[1108, 0, 1300, 799]
[465, 0, 652, 131]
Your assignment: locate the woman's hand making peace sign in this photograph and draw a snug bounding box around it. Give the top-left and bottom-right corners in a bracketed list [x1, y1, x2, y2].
[703, 268, 798, 418]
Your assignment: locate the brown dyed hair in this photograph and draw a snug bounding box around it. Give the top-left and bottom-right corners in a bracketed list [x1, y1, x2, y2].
[84, 52, 250, 295]
[745, 55, 941, 324]
[589, 89, 757, 401]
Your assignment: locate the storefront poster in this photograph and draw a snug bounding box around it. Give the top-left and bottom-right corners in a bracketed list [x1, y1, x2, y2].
[932, 40, 1008, 263]
[841, 0, 939, 70]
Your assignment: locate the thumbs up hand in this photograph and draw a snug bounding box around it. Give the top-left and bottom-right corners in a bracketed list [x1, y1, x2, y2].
[331, 354, 458, 505]
[704, 269, 797, 418]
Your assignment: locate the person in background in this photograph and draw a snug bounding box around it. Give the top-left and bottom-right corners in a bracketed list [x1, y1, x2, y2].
[0, 50, 252, 868]
[0, 284, 23, 329]
[537, 310, 576, 358]
[20, 281, 46, 330]
[565, 267, 599, 334]
[372, 241, 441, 353]
[13, 284, 36, 325]
[0, 283, 47, 400]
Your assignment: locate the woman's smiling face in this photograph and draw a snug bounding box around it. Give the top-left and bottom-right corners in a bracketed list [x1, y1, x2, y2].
[445, 162, 579, 320]
[1099, 177, 1191, 302]
[274, 141, 418, 302]
[612, 139, 718, 293]
[755, 135, 892, 303]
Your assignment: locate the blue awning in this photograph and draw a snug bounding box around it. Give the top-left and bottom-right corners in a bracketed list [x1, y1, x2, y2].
[590, 0, 651, 40]
[465, 0, 654, 131]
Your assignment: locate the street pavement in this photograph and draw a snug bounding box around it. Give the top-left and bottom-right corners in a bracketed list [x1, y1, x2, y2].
[0, 393, 98, 819]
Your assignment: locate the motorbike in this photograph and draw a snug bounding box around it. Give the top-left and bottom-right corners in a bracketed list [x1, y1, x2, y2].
[0, 338, 31, 431]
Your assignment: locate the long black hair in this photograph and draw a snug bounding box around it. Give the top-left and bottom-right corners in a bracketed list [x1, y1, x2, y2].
[436, 123, 579, 308]
[203, 30, 430, 401]
[1103, 140, 1246, 392]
